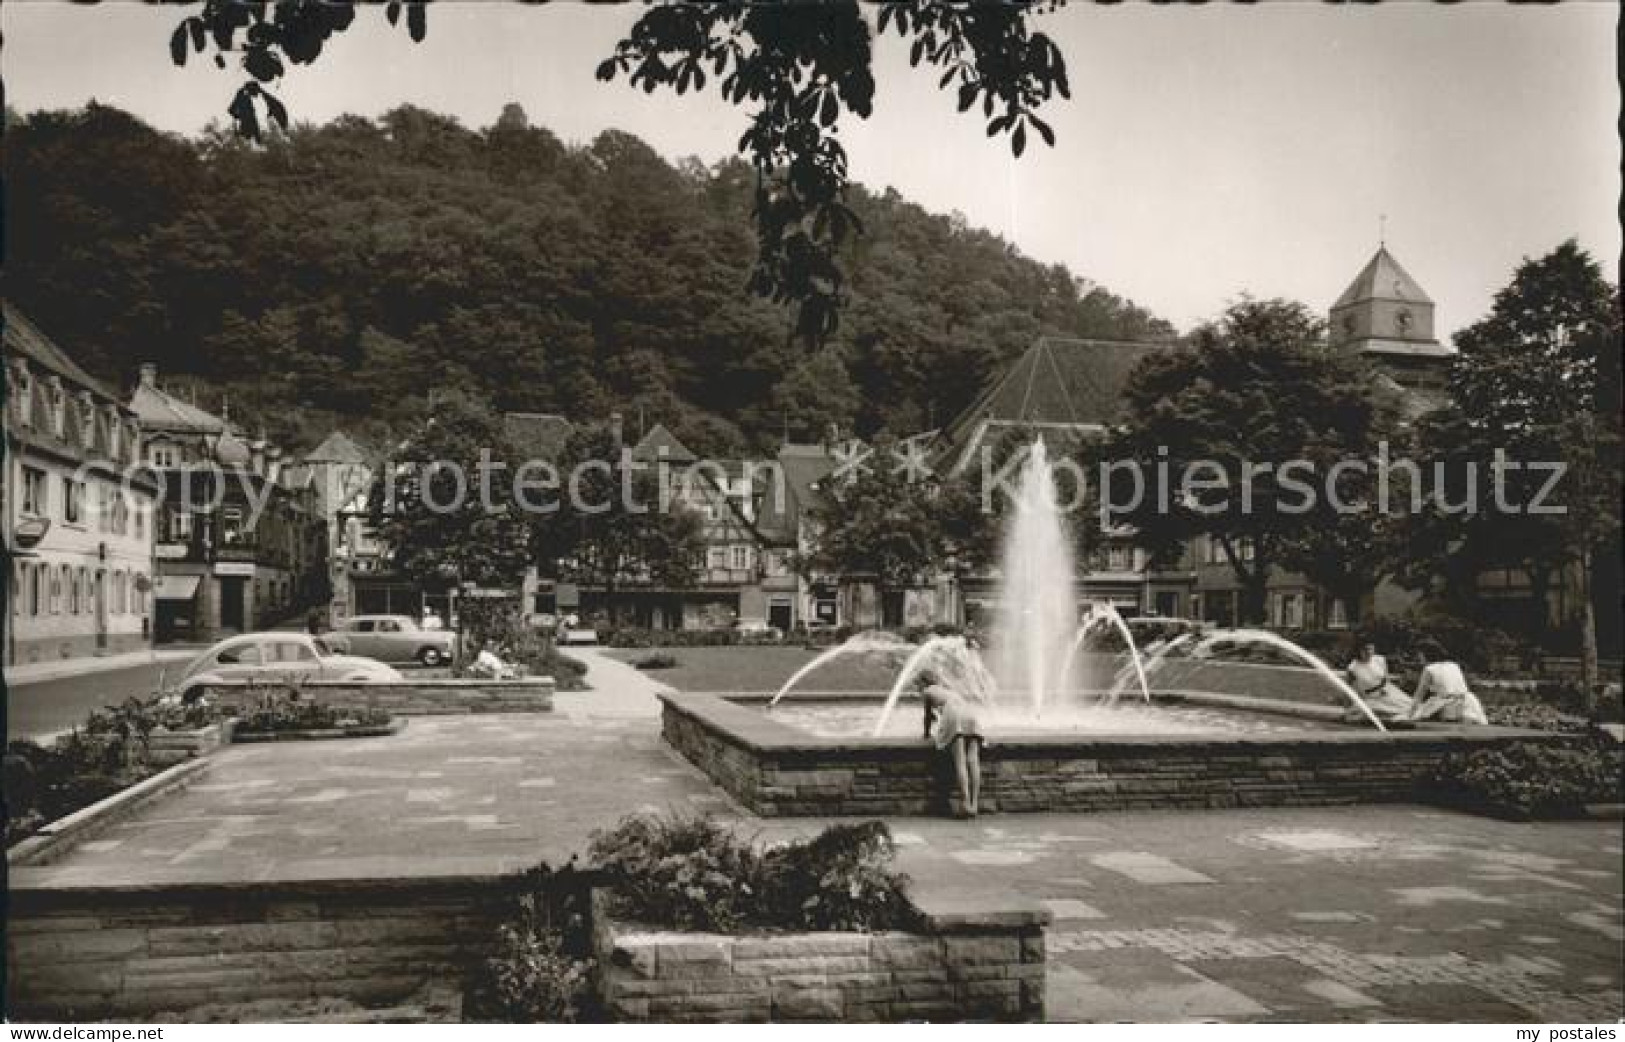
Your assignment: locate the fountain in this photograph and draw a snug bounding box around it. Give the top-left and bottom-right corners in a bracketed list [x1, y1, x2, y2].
[1058, 602, 1154, 705]
[989, 438, 1080, 715]
[659, 433, 1542, 818]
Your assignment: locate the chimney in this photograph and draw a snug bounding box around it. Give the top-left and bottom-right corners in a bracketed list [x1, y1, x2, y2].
[609, 411, 625, 449]
[139, 363, 157, 389]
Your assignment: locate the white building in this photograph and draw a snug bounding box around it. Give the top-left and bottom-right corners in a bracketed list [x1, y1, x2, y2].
[5, 306, 159, 665]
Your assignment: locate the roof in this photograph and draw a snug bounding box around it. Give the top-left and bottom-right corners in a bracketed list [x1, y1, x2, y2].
[756, 442, 838, 542]
[1348, 337, 1455, 359]
[631, 422, 697, 464]
[128, 381, 230, 434]
[502, 412, 574, 460]
[1370, 373, 1451, 423]
[306, 430, 370, 465]
[936, 337, 1174, 471]
[1333, 246, 1433, 308]
[3, 304, 122, 404]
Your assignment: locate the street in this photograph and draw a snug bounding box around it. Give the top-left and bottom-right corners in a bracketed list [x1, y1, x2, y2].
[6, 658, 190, 742]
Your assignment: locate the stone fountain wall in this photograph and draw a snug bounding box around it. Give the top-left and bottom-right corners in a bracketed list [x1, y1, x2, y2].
[660, 691, 1579, 818]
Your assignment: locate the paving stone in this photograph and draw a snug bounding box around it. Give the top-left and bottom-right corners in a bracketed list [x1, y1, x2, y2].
[1090, 851, 1216, 885]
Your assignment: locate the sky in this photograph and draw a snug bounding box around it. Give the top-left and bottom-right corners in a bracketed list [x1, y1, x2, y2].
[5, 1, 1619, 339]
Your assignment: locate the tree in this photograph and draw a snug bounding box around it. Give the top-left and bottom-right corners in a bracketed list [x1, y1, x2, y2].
[1110, 299, 1385, 625]
[803, 437, 956, 591]
[367, 392, 531, 591]
[1404, 241, 1620, 703]
[157, 0, 1073, 341]
[529, 424, 706, 624]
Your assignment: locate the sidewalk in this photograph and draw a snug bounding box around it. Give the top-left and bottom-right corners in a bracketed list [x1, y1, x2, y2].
[4, 646, 199, 688]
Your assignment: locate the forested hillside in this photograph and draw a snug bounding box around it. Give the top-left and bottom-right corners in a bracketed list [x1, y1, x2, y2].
[5, 102, 1173, 455]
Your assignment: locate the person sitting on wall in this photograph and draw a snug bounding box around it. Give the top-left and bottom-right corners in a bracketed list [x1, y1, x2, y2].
[919, 669, 986, 819]
[1342, 640, 1414, 723]
[1406, 641, 1489, 725]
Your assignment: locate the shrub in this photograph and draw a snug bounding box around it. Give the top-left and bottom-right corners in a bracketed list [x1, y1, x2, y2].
[1486, 702, 1590, 732]
[757, 821, 920, 933]
[465, 863, 598, 1023]
[235, 688, 392, 733]
[1433, 737, 1623, 819]
[631, 652, 678, 671]
[588, 812, 918, 934]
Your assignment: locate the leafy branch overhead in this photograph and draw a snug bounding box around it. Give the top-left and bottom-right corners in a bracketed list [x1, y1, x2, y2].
[160, 0, 1071, 342]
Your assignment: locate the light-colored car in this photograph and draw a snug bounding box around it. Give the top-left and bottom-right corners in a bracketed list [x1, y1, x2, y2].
[324, 614, 457, 666]
[172, 632, 403, 698]
[732, 619, 783, 641]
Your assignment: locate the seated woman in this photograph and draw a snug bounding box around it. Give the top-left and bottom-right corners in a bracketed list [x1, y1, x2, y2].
[919, 670, 986, 819]
[1406, 642, 1489, 725]
[1343, 641, 1414, 723]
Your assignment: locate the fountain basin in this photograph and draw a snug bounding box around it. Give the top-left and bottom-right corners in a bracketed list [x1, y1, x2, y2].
[659, 689, 1577, 818]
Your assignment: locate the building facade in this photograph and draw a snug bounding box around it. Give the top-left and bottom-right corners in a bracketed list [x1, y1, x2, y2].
[4, 307, 159, 665]
[129, 365, 327, 643]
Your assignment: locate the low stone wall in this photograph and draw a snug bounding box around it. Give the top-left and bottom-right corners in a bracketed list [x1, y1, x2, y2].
[5, 874, 521, 1020]
[595, 900, 1048, 1022]
[146, 721, 233, 767]
[195, 677, 555, 716]
[661, 690, 1580, 817]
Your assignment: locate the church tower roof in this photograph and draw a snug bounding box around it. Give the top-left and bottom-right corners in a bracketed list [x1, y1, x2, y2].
[1333, 245, 1434, 309]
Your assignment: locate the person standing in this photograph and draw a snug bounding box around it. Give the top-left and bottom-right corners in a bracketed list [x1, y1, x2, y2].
[919, 670, 986, 818]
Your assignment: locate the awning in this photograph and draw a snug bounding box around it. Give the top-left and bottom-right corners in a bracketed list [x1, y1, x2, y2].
[153, 575, 202, 602]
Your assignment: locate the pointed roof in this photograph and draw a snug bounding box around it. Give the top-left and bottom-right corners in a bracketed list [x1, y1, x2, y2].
[631, 422, 697, 464]
[306, 430, 370, 465]
[1333, 246, 1433, 308]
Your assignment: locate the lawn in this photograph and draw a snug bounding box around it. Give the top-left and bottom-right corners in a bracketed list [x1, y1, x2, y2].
[606, 645, 904, 694]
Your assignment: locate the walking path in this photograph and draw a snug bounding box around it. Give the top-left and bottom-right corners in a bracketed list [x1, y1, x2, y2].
[13, 655, 1621, 1022]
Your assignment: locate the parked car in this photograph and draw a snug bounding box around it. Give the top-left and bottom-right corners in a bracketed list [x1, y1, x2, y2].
[171, 633, 403, 699]
[323, 614, 457, 666]
[732, 619, 783, 641]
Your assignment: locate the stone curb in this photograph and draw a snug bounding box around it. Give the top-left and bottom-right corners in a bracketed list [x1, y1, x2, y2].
[7, 756, 215, 868]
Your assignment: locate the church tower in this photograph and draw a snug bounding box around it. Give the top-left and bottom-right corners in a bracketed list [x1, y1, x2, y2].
[1328, 245, 1453, 393]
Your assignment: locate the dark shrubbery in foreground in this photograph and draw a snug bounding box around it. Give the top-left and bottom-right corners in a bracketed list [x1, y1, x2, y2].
[631, 652, 679, 671]
[4, 696, 228, 842]
[588, 812, 920, 934]
[1433, 735, 1623, 819]
[465, 864, 599, 1023]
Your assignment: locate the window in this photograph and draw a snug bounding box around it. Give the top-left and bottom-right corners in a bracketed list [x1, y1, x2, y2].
[707, 547, 728, 570]
[49, 566, 63, 614]
[1281, 593, 1302, 629]
[222, 507, 245, 544]
[63, 478, 84, 525]
[270, 641, 318, 664]
[379, 619, 402, 633]
[169, 510, 194, 541]
[131, 575, 146, 614]
[217, 642, 263, 666]
[730, 545, 751, 571]
[134, 504, 144, 539]
[1327, 598, 1349, 631]
[1107, 546, 1131, 571]
[150, 442, 177, 468]
[21, 467, 47, 516]
[68, 568, 80, 615]
[353, 619, 377, 632]
[14, 369, 33, 427]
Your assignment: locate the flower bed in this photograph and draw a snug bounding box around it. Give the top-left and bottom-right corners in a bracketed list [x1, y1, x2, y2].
[5, 695, 228, 843]
[230, 688, 400, 741]
[1432, 733, 1623, 820]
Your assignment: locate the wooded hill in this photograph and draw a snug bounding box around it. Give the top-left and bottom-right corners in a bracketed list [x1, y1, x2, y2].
[5, 102, 1173, 456]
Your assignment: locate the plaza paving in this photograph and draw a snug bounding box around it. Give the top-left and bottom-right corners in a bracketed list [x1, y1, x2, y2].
[15, 649, 1622, 1023]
